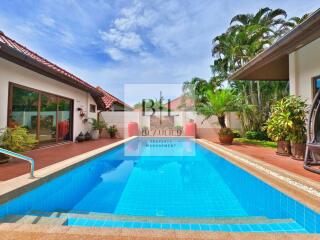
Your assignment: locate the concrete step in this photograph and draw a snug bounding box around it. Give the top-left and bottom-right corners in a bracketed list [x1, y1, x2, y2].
[28, 210, 293, 225]
[1, 214, 66, 225]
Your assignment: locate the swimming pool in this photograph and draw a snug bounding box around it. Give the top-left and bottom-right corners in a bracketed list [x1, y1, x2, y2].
[0, 138, 319, 233]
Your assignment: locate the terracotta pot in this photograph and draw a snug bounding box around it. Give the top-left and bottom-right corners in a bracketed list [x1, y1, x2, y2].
[276, 140, 291, 156]
[99, 128, 108, 138]
[219, 134, 234, 145]
[0, 153, 10, 164]
[291, 143, 306, 160]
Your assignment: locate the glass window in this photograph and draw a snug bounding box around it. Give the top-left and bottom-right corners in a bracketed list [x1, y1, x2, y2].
[10, 86, 39, 134]
[39, 94, 58, 143]
[90, 104, 96, 113]
[313, 78, 320, 97]
[9, 84, 73, 144]
[58, 98, 72, 141]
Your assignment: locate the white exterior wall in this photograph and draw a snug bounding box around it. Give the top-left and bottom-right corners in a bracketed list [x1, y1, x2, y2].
[289, 38, 320, 104]
[101, 111, 241, 138]
[0, 58, 97, 141]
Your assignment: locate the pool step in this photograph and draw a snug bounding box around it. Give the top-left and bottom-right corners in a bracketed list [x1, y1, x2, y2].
[29, 210, 292, 225]
[1, 214, 66, 225]
[65, 217, 307, 233]
[1, 213, 307, 233]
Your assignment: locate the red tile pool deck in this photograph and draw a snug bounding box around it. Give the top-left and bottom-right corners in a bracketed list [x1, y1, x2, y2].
[0, 138, 121, 181]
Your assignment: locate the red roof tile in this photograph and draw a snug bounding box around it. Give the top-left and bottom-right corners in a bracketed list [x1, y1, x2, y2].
[0, 31, 101, 98]
[96, 87, 132, 110]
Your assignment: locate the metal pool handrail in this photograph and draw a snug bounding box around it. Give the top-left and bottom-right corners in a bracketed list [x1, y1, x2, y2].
[0, 148, 34, 178]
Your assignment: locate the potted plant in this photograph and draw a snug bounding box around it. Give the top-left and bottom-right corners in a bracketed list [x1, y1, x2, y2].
[76, 132, 85, 142]
[174, 125, 183, 136]
[197, 89, 238, 144]
[0, 127, 38, 163]
[287, 96, 307, 160]
[107, 125, 118, 138]
[265, 97, 293, 156]
[89, 118, 106, 140]
[218, 127, 234, 144]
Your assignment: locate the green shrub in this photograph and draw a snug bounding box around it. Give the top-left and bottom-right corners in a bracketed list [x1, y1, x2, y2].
[245, 131, 268, 141]
[264, 96, 307, 142]
[0, 127, 38, 152]
[232, 130, 241, 138]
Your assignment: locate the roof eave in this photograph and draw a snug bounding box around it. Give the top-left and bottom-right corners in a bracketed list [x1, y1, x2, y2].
[229, 8, 320, 81]
[0, 43, 105, 109]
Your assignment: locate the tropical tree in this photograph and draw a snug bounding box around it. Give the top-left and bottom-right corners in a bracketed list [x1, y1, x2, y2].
[182, 77, 215, 111]
[197, 89, 238, 128]
[209, 8, 296, 132]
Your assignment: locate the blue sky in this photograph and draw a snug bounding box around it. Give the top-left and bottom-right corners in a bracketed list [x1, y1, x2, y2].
[0, 0, 319, 103]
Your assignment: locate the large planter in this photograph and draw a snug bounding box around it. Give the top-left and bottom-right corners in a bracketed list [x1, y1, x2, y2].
[276, 140, 291, 156]
[100, 128, 108, 138]
[0, 153, 10, 164]
[91, 130, 100, 140]
[219, 134, 234, 145]
[291, 143, 306, 160]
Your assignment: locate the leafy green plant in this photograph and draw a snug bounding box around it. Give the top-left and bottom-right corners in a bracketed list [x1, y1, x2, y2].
[107, 125, 118, 138]
[90, 118, 106, 130]
[218, 127, 234, 136]
[245, 131, 268, 141]
[174, 126, 183, 131]
[197, 89, 238, 128]
[0, 127, 38, 152]
[264, 96, 307, 142]
[232, 129, 241, 138]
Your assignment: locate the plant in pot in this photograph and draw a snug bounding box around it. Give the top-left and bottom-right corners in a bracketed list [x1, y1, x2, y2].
[286, 96, 307, 160]
[107, 125, 118, 138]
[89, 118, 106, 140]
[0, 127, 38, 163]
[197, 89, 238, 144]
[265, 97, 292, 156]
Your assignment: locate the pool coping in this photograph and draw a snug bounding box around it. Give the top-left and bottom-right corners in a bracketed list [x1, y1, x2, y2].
[0, 223, 319, 239]
[196, 139, 320, 214]
[0, 136, 138, 205]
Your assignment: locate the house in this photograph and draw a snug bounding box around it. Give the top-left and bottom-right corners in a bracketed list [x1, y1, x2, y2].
[229, 9, 320, 105]
[0, 31, 127, 144]
[96, 87, 133, 111]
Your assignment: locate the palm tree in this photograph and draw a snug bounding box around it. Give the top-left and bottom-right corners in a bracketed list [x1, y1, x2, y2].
[210, 8, 291, 132]
[182, 77, 214, 111]
[197, 89, 238, 128]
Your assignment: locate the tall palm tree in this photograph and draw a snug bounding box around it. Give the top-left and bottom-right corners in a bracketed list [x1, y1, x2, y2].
[210, 8, 291, 131]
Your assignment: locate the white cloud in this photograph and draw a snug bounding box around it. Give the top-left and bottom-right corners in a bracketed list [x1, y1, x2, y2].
[100, 28, 143, 52]
[104, 47, 125, 61]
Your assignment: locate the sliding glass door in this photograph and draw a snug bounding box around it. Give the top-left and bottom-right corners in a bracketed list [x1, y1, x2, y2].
[8, 83, 73, 144]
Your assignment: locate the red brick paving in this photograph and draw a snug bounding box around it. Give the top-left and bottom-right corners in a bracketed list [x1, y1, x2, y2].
[203, 136, 320, 182]
[0, 138, 121, 181]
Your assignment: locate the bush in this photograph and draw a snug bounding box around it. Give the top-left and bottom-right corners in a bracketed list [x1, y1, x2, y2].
[232, 130, 241, 138]
[245, 131, 268, 141]
[0, 127, 38, 152]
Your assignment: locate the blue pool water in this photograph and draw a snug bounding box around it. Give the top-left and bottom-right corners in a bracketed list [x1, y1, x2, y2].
[0, 138, 319, 233]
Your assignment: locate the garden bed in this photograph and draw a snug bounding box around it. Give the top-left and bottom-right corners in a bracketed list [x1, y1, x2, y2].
[234, 138, 277, 148]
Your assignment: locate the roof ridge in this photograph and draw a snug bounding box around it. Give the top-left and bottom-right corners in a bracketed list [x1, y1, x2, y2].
[0, 31, 94, 89]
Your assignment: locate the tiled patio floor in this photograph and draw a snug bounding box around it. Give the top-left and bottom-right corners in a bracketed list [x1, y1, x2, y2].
[203, 136, 320, 182]
[0, 138, 121, 181]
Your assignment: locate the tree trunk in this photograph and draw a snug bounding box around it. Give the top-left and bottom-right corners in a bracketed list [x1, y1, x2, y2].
[218, 115, 226, 128]
[257, 81, 262, 111]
